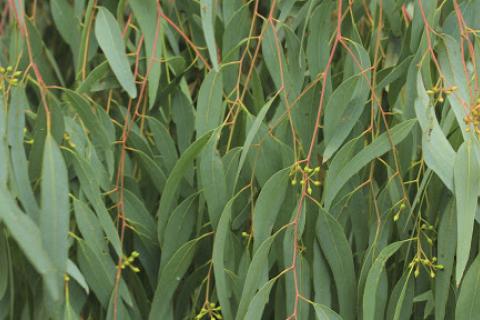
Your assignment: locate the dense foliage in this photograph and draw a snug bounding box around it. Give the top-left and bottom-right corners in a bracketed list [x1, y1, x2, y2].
[1, 0, 480, 319]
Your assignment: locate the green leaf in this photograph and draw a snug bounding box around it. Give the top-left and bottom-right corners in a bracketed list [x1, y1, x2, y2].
[236, 97, 275, 188]
[195, 70, 223, 137]
[40, 134, 70, 300]
[313, 303, 344, 320]
[236, 230, 282, 320]
[95, 7, 137, 98]
[73, 197, 107, 254]
[363, 241, 409, 320]
[316, 208, 356, 320]
[77, 240, 114, 306]
[414, 73, 455, 190]
[307, 2, 335, 78]
[0, 93, 8, 189]
[51, 0, 81, 67]
[149, 234, 208, 319]
[454, 140, 480, 285]
[243, 278, 277, 320]
[0, 189, 56, 298]
[161, 192, 198, 267]
[7, 87, 39, 218]
[200, 0, 219, 70]
[324, 119, 416, 209]
[67, 259, 89, 294]
[0, 233, 7, 300]
[157, 131, 212, 244]
[129, 0, 162, 108]
[199, 133, 228, 229]
[387, 273, 414, 320]
[323, 42, 370, 162]
[212, 192, 245, 320]
[147, 116, 178, 173]
[456, 254, 480, 319]
[69, 151, 122, 256]
[63, 89, 112, 152]
[435, 200, 456, 320]
[253, 168, 289, 251]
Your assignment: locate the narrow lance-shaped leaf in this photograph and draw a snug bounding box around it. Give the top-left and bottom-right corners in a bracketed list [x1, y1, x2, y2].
[454, 140, 480, 285]
[200, 0, 219, 70]
[50, 0, 81, 67]
[316, 208, 356, 320]
[129, 0, 162, 108]
[157, 131, 213, 244]
[414, 73, 455, 190]
[313, 303, 344, 320]
[41, 134, 70, 300]
[0, 93, 7, 188]
[324, 119, 416, 209]
[243, 278, 277, 320]
[149, 234, 209, 319]
[363, 241, 409, 320]
[236, 229, 283, 320]
[0, 189, 56, 298]
[252, 167, 289, 252]
[95, 7, 137, 98]
[455, 255, 480, 319]
[235, 97, 275, 187]
[323, 41, 370, 162]
[212, 190, 247, 320]
[199, 133, 228, 229]
[195, 70, 223, 137]
[435, 200, 456, 320]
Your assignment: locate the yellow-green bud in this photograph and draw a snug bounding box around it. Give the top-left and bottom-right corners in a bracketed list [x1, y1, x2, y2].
[131, 266, 140, 273]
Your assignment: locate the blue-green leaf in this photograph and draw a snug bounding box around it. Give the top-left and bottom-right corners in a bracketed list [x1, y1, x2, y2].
[95, 7, 137, 98]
